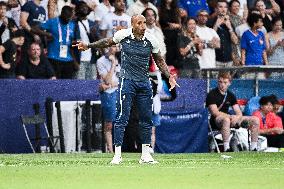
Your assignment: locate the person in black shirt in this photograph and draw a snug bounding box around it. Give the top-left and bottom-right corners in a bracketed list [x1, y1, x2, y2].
[0, 29, 25, 78]
[16, 42, 56, 79]
[206, 72, 259, 151]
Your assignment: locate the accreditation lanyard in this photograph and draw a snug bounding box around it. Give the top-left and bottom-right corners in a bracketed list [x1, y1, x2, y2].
[58, 18, 70, 44]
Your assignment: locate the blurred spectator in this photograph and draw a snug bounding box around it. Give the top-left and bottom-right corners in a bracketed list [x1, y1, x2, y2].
[7, 0, 26, 27]
[177, 18, 202, 78]
[74, 2, 99, 80]
[240, 12, 268, 66]
[207, 0, 238, 68]
[206, 71, 259, 151]
[20, 0, 47, 55]
[159, 0, 181, 69]
[96, 45, 120, 153]
[36, 6, 78, 79]
[196, 9, 220, 69]
[266, 16, 284, 78]
[126, 0, 158, 19]
[235, 9, 267, 38]
[254, 0, 280, 32]
[228, 0, 244, 66]
[48, 0, 74, 19]
[178, 0, 209, 18]
[100, 0, 131, 38]
[92, 0, 114, 24]
[0, 1, 18, 45]
[142, 8, 166, 57]
[252, 96, 284, 148]
[0, 29, 25, 79]
[16, 42, 56, 79]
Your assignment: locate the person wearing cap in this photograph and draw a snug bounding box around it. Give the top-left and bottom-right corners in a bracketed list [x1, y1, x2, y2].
[0, 29, 25, 78]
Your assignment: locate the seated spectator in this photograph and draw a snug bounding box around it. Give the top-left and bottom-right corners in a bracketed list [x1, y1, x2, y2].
[206, 72, 259, 151]
[0, 29, 25, 79]
[0, 1, 18, 45]
[265, 16, 284, 78]
[240, 12, 268, 66]
[177, 18, 203, 78]
[16, 42, 56, 79]
[252, 96, 284, 148]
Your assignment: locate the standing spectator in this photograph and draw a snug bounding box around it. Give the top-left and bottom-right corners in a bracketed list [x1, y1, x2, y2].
[16, 42, 56, 79]
[7, 0, 27, 27]
[159, 0, 181, 69]
[254, 0, 280, 32]
[266, 16, 284, 78]
[74, 2, 99, 80]
[206, 72, 259, 151]
[240, 12, 268, 66]
[142, 8, 166, 57]
[207, 0, 238, 68]
[20, 0, 47, 49]
[93, 0, 114, 24]
[48, 0, 74, 19]
[196, 9, 220, 69]
[177, 18, 203, 78]
[97, 45, 120, 153]
[252, 96, 284, 148]
[100, 0, 131, 38]
[0, 2, 18, 45]
[126, 0, 158, 19]
[0, 29, 25, 79]
[36, 6, 78, 79]
[178, 0, 209, 18]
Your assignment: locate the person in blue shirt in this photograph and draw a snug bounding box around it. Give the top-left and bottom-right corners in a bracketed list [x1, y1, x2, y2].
[241, 12, 268, 66]
[35, 6, 78, 78]
[178, 0, 209, 18]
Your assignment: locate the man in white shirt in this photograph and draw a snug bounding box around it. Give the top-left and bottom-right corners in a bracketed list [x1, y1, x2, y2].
[196, 10, 220, 69]
[100, 0, 131, 38]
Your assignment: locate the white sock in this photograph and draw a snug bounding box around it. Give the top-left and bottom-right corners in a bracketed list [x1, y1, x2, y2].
[250, 142, 257, 150]
[114, 146, 121, 157]
[142, 144, 150, 156]
[224, 142, 230, 151]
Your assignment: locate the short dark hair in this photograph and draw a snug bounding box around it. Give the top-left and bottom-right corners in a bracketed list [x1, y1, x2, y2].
[0, 1, 7, 7]
[271, 16, 282, 26]
[229, 0, 240, 8]
[141, 8, 157, 20]
[259, 96, 271, 106]
[11, 29, 25, 38]
[247, 12, 262, 28]
[268, 94, 280, 105]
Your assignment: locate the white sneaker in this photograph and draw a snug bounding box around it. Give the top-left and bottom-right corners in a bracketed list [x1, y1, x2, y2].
[139, 154, 158, 164]
[148, 147, 154, 154]
[110, 155, 122, 165]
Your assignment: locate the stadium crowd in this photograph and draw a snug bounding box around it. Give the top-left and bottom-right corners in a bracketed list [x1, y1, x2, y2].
[0, 0, 284, 152]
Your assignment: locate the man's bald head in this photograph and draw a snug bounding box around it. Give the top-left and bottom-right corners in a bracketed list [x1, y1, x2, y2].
[131, 15, 147, 39]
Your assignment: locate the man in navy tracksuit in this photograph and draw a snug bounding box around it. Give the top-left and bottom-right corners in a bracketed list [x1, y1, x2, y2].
[74, 15, 178, 164]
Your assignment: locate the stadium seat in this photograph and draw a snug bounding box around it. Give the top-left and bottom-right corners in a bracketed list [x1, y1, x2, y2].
[20, 103, 63, 153]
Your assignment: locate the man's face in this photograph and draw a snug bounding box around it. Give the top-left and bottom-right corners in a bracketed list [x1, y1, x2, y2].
[197, 11, 208, 25]
[217, 2, 228, 16]
[145, 9, 156, 26]
[217, 77, 231, 93]
[255, 1, 266, 12]
[114, 0, 125, 12]
[28, 44, 41, 59]
[132, 16, 146, 36]
[0, 5, 7, 17]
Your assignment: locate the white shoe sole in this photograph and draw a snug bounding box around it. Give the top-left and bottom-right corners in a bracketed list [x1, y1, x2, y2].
[110, 157, 122, 165]
[139, 159, 159, 164]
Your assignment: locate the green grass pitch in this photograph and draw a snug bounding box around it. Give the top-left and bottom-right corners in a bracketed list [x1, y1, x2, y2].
[0, 152, 283, 189]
